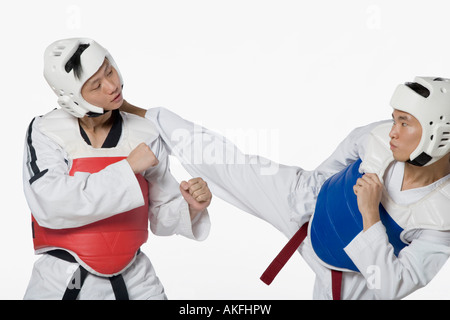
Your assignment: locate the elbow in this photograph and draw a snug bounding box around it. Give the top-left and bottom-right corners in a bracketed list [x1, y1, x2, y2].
[31, 199, 73, 229]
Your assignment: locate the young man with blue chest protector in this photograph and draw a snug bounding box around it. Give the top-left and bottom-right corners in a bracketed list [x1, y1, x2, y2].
[122, 76, 450, 299]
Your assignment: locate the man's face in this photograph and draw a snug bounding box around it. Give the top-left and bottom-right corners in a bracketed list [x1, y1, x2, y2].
[389, 109, 423, 162]
[81, 58, 123, 111]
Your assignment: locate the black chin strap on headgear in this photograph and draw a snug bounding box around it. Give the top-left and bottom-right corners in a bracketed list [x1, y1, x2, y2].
[407, 152, 432, 167]
[86, 110, 111, 118]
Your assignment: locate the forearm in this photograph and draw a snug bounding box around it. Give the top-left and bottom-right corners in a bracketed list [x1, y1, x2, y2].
[189, 206, 203, 221]
[120, 100, 147, 118]
[25, 160, 144, 229]
[362, 210, 381, 231]
[150, 196, 210, 240]
[145, 139, 211, 240]
[345, 223, 450, 299]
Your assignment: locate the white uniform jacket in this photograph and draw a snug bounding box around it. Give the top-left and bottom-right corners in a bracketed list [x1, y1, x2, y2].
[22, 109, 210, 299]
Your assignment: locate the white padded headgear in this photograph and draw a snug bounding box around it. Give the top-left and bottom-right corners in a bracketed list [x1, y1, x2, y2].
[390, 76, 450, 166]
[44, 38, 123, 118]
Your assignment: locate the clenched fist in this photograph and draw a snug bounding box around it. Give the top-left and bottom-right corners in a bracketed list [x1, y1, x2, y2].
[353, 173, 382, 231]
[127, 143, 159, 174]
[180, 177, 212, 220]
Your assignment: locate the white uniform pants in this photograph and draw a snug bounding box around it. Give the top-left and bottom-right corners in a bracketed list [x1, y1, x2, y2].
[24, 252, 167, 300]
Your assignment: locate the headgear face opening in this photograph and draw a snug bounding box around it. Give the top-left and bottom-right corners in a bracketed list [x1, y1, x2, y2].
[390, 76, 450, 166]
[44, 38, 123, 118]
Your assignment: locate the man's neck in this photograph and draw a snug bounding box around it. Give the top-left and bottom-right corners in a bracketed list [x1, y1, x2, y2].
[79, 111, 113, 131]
[78, 111, 115, 148]
[402, 155, 450, 191]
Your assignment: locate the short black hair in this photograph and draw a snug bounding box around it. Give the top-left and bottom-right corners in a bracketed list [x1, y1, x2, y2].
[64, 44, 90, 79]
[405, 82, 430, 98]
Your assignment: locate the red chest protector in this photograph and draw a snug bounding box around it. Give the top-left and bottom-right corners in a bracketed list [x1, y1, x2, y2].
[32, 156, 149, 276]
[31, 109, 157, 277]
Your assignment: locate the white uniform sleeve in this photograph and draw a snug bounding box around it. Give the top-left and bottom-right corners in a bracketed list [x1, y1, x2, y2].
[144, 135, 210, 241]
[315, 120, 391, 175]
[23, 116, 145, 229]
[145, 107, 306, 236]
[345, 222, 450, 299]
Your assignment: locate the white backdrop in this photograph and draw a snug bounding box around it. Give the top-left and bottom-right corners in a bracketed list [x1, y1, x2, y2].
[2, 0, 450, 300]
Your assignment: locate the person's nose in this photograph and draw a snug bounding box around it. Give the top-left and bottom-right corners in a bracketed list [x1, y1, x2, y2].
[103, 78, 118, 95]
[389, 124, 399, 140]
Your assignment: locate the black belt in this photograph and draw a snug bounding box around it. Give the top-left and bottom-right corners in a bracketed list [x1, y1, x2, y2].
[47, 249, 138, 300]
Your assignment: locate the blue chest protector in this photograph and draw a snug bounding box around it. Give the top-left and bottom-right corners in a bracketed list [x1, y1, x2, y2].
[310, 159, 407, 272]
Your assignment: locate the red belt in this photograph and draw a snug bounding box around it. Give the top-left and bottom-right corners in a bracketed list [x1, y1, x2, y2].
[260, 222, 342, 300]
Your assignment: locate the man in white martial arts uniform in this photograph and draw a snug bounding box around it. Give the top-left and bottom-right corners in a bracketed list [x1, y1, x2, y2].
[23, 38, 212, 300]
[121, 76, 450, 299]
